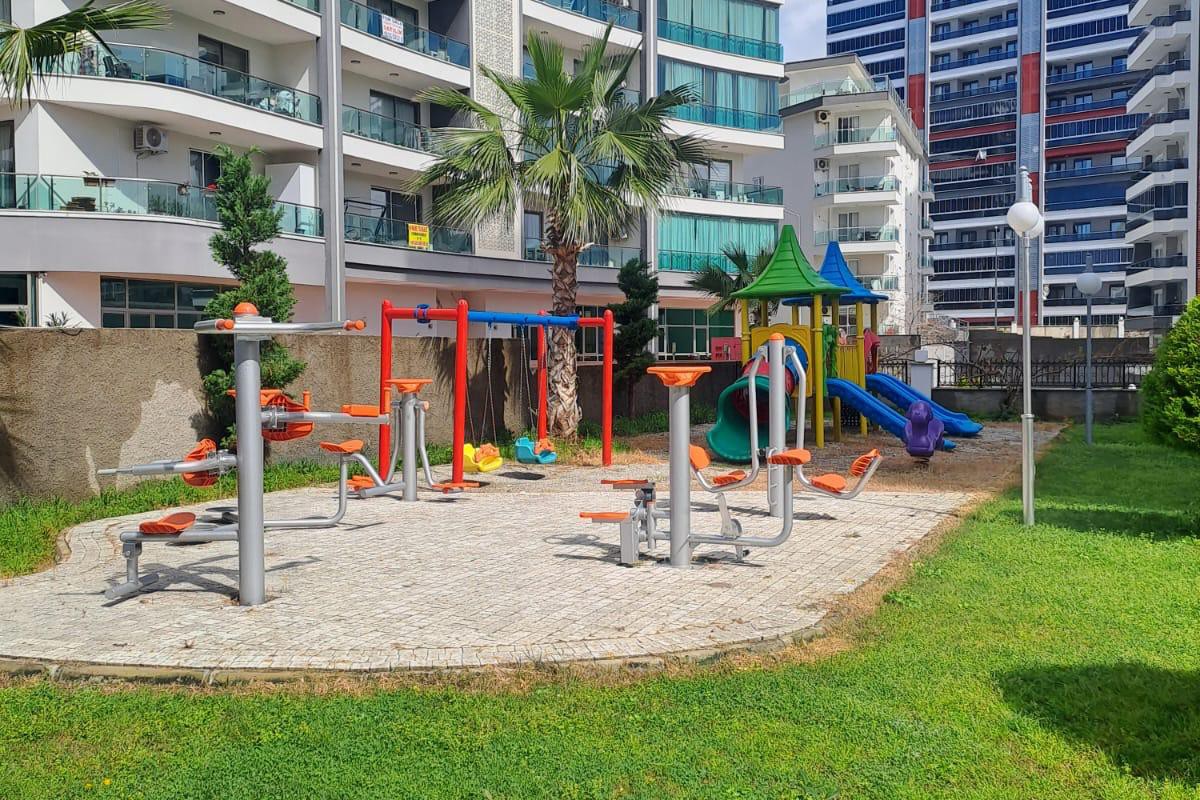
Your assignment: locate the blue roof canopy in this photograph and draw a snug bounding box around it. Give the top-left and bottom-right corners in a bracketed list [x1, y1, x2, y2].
[782, 241, 888, 306]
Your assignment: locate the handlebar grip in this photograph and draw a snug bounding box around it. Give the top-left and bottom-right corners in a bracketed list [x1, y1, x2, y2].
[344, 319, 366, 331]
[216, 319, 235, 330]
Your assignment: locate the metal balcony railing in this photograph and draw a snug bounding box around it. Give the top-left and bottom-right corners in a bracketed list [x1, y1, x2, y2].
[340, 0, 471, 66]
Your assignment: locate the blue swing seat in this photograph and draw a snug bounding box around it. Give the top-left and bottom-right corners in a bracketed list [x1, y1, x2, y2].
[515, 436, 557, 465]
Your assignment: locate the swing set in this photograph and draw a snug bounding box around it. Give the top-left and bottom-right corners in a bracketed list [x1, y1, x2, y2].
[377, 299, 614, 485]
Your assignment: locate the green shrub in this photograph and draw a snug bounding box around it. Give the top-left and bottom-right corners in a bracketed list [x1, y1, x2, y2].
[1141, 297, 1200, 450]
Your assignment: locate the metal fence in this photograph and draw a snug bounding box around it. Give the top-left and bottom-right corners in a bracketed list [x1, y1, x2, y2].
[936, 359, 1151, 388]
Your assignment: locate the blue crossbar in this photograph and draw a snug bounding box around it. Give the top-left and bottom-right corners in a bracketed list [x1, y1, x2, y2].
[467, 310, 580, 328]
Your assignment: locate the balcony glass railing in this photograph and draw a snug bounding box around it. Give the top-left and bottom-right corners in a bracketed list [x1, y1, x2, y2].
[780, 77, 890, 107]
[657, 249, 739, 272]
[1045, 163, 1139, 179]
[1127, 205, 1189, 230]
[814, 175, 900, 196]
[1127, 254, 1186, 273]
[931, 18, 1018, 42]
[534, 0, 642, 30]
[525, 239, 642, 268]
[671, 178, 782, 203]
[1130, 58, 1191, 97]
[656, 19, 780, 60]
[814, 226, 899, 245]
[285, 0, 319, 9]
[344, 211, 473, 254]
[1132, 108, 1189, 140]
[1047, 63, 1128, 84]
[930, 82, 1016, 103]
[931, 50, 1016, 72]
[342, 105, 432, 152]
[0, 173, 322, 236]
[669, 103, 781, 132]
[922, 217, 935, 230]
[59, 43, 321, 123]
[1137, 157, 1189, 175]
[814, 127, 898, 148]
[340, 0, 471, 67]
[1044, 230, 1126, 243]
[930, 238, 1013, 251]
[1131, 9, 1192, 50]
[921, 179, 934, 193]
[1046, 97, 1129, 115]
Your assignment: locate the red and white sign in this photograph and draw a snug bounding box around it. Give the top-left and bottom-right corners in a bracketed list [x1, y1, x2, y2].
[381, 15, 405, 43]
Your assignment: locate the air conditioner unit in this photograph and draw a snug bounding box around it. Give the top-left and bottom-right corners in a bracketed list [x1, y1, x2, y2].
[815, 158, 830, 170]
[816, 109, 831, 123]
[133, 125, 168, 154]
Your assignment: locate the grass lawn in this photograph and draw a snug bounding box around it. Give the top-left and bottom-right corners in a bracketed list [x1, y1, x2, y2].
[1, 423, 1198, 799]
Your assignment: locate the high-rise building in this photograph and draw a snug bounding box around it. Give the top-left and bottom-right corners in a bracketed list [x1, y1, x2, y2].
[826, 0, 1176, 332]
[0, 0, 785, 354]
[1123, 0, 1197, 336]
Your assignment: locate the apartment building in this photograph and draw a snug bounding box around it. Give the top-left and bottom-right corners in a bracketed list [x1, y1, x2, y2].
[1123, 0, 1197, 336]
[0, 0, 784, 356]
[826, 0, 1170, 332]
[744, 54, 931, 334]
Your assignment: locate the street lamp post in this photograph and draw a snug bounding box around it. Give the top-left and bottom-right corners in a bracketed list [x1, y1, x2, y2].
[1076, 252, 1102, 446]
[1007, 167, 1042, 527]
[993, 224, 1000, 330]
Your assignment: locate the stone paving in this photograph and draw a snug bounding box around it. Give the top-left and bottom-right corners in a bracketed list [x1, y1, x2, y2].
[0, 466, 969, 673]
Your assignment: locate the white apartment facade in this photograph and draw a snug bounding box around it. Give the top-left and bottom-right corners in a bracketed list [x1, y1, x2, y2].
[744, 55, 932, 334]
[0, 0, 785, 354]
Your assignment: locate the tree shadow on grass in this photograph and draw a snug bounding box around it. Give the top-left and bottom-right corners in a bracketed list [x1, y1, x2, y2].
[998, 663, 1200, 784]
[1000, 503, 1199, 540]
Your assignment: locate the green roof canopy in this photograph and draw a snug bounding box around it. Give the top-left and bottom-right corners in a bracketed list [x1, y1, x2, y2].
[731, 224, 847, 301]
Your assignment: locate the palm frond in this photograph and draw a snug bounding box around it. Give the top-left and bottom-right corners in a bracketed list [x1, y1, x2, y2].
[0, 1, 169, 105]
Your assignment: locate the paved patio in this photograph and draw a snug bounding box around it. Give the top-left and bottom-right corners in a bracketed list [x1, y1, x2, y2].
[0, 466, 969, 673]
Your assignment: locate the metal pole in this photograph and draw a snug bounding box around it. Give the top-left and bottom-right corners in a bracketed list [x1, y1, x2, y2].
[234, 336, 266, 605]
[1085, 295, 1094, 445]
[402, 393, 418, 501]
[667, 384, 692, 568]
[767, 335, 785, 518]
[318, 0, 346, 320]
[1020, 232, 1035, 526]
[993, 225, 1000, 330]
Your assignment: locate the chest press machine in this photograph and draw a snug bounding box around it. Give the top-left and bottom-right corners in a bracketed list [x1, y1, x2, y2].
[582, 334, 883, 567]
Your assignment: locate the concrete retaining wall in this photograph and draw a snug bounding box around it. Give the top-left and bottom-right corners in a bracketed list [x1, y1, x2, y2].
[932, 387, 1141, 421]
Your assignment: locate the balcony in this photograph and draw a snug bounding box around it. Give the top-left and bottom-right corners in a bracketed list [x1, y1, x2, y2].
[1043, 295, 1127, 307]
[931, 18, 1018, 43]
[781, 77, 893, 108]
[1126, 205, 1189, 231]
[0, 173, 321, 237]
[1046, 63, 1128, 85]
[815, 226, 899, 245]
[1045, 97, 1129, 116]
[931, 0, 1012, 12]
[931, 50, 1017, 74]
[671, 178, 782, 204]
[1045, 163, 1139, 180]
[815, 127, 898, 149]
[1129, 108, 1190, 148]
[532, 0, 641, 30]
[814, 175, 901, 197]
[656, 19, 780, 61]
[1044, 230, 1127, 243]
[1130, 9, 1192, 54]
[340, 0, 470, 67]
[1127, 254, 1187, 274]
[1129, 59, 1193, 111]
[930, 81, 1016, 104]
[669, 103, 781, 132]
[657, 249, 735, 272]
[342, 106, 432, 152]
[344, 210, 473, 255]
[525, 239, 642, 268]
[930, 237, 1013, 251]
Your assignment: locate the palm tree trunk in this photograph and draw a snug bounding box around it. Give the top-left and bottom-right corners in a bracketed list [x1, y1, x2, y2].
[547, 248, 583, 437]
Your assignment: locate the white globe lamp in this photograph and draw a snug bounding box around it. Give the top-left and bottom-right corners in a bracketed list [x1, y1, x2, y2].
[1007, 200, 1041, 236]
[1075, 270, 1103, 298]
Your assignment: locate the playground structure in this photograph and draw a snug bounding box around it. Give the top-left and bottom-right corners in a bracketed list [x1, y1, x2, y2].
[709, 228, 979, 460]
[582, 335, 882, 567]
[377, 300, 613, 484]
[98, 303, 367, 604]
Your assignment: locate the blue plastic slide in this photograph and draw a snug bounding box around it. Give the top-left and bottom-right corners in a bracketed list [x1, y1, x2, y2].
[865, 373, 983, 437]
[826, 378, 956, 451]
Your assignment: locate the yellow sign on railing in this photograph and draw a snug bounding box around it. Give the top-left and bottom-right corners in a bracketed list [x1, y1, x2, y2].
[408, 223, 430, 250]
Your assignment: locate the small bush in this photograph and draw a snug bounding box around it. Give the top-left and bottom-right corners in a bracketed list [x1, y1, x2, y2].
[1141, 297, 1200, 451]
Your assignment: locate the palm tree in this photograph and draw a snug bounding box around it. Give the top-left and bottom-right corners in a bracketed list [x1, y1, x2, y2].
[687, 245, 776, 326]
[410, 26, 708, 437]
[0, 1, 168, 105]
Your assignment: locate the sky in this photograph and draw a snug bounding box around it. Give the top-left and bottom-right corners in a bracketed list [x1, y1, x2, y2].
[780, 1, 828, 62]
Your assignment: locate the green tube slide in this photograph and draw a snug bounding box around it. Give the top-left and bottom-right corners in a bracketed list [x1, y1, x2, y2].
[706, 375, 791, 464]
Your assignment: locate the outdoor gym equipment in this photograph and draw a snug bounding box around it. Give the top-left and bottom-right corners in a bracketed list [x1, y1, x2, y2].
[97, 303, 364, 605]
[377, 300, 614, 484]
[515, 436, 557, 464]
[581, 335, 882, 567]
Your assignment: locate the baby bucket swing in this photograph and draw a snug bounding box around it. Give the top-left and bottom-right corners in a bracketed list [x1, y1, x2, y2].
[514, 323, 557, 465]
[463, 322, 505, 474]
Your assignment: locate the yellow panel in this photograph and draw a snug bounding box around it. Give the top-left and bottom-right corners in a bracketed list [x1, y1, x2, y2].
[747, 324, 813, 396]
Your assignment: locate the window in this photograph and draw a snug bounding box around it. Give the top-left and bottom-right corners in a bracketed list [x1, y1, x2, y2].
[573, 305, 608, 361]
[691, 160, 732, 183]
[836, 115, 859, 143]
[370, 187, 419, 221]
[0, 120, 12, 209]
[198, 35, 249, 73]
[0, 273, 31, 326]
[1073, 157, 1093, 169]
[934, 232, 949, 245]
[988, 45, 1002, 56]
[1073, 93, 1093, 105]
[664, 0, 782, 46]
[369, 90, 418, 125]
[1049, 160, 1067, 172]
[962, 50, 978, 61]
[988, 14, 1001, 24]
[1111, 88, 1129, 101]
[961, 80, 978, 92]
[1005, 40, 1017, 54]
[0, 1, 9, 23]
[1049, 97, 1066, 109]
[1112, 56, 1126, 71]
[1005, 72, 1016, 83]
[1109, 219, 1125, 232]
[826, 27, 904, 56]
[365, 0, 418, 28]
[989, 76, 1003, 88]
[958, 231, 978, 244]
[523, 211, 543, 259]
[1074, 61, 1093, 74]
[934, 22, 950, 36]
[1006, 8, 1017, 20]
[658, 59, 779, 120]
[657, 308, 734, 359]
[100, 277, 223, 329]
[962, 18, 978, 31]
[933, 82, 950, 97]
[189, 150, 221, 190]
[1074, 222, 1092, 235]
[1047, 223, 1066, 236]
[934, 53, 951, 66]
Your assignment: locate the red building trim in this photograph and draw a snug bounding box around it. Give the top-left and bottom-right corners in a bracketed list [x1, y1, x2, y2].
[908, 0, 925, 18]
[929, 121, 1014, 141]
[1020, 53, 1040, 114]
[930, 153, 1016, 170]
[1044, 140, 1130, 159]
[1044, 108, 1131, 125]
[907, 73, 925, 129]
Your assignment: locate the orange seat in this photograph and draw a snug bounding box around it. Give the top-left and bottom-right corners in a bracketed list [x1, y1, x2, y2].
[138, 512, 196, 535]
[688, 444, 711, 471]
[319, 439, 364, 455]
[812, 474, 848, 493]
[181, 439, 219, 488]
[601, 478, 653, 488]
[850, 449, 882, 476]
[712, 470, 747, 487]
[341, 404, 382, 418]
[580, 511, 629, 522]
[386, 378, 432, 395]
[647, 365, 712, 387]
[347, 475, 376, 491]
[432, 481, 477, 492]
[767, 448, 812, 466]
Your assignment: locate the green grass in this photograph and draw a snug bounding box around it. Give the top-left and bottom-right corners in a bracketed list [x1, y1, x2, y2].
[2, 424, 1199, 799]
